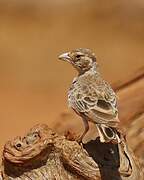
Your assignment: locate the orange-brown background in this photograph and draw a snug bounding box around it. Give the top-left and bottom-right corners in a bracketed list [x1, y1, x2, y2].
[0, 0, 144, 150]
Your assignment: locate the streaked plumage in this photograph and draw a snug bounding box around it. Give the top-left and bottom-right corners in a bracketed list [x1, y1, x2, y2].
[59, 48, 120, 143]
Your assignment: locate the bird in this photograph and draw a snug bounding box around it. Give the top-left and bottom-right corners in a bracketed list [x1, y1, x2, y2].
[58, 48, 121, 144]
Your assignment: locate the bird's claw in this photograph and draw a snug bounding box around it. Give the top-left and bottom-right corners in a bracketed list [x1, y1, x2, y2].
[75, 134, 83, 144]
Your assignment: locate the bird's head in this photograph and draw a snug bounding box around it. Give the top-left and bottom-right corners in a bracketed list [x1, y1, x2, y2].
[59, 48, 97, 74]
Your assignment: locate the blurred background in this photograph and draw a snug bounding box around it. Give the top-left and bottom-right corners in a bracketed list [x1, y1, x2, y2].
[0, 0, 144, 150]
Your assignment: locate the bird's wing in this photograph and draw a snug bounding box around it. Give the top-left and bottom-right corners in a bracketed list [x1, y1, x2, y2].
[68, 79, 119, 126]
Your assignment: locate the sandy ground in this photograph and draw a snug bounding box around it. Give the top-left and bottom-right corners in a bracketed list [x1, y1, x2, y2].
[0, 0, 144, 151]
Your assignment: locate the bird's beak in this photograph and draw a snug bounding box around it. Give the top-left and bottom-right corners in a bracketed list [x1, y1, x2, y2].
[58, 52, 71, 62]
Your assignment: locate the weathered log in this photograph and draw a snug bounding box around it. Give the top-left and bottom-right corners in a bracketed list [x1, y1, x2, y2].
[0, 124, 143, 180]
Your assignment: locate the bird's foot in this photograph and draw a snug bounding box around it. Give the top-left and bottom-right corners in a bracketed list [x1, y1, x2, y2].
[64, 131, 84, 144]
[75, 134, 84, 144]
[64, 130, 77, 141]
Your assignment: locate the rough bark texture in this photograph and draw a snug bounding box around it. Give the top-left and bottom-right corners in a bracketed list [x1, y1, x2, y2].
[0, 69, 144, 179]
[0, 124, 143, 180]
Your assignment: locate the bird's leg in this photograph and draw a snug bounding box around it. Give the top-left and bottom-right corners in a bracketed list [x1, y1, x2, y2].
[76, 117, 89, 143]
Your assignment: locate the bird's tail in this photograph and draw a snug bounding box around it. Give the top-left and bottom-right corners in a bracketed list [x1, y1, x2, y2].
[96, 124, 121, 144]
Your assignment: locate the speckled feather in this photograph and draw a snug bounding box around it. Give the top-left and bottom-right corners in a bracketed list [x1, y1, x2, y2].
[68, 67, 118, 126]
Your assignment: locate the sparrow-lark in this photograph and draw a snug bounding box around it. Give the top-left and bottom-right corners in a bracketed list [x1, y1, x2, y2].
[59, 48, 120, 143]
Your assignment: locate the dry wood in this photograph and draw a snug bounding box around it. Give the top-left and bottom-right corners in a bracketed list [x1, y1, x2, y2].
[0, 124, 143, 180]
